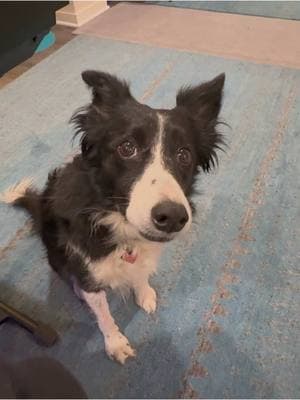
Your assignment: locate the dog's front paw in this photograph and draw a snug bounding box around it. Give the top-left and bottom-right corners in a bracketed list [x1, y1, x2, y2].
[105, 331, 136, 364]
[135, 285, 157, 314]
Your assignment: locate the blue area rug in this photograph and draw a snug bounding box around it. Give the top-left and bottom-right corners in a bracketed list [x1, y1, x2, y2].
[149, 1, 300, 20]
[0, 35, 299, 398]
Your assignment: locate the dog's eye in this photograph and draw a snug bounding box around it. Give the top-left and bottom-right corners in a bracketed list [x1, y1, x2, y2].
[177, 148, 192, 166]
[117, 141, 137, 159]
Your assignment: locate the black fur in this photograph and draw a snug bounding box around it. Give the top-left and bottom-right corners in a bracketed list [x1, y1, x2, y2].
[13, 70, 225, 292]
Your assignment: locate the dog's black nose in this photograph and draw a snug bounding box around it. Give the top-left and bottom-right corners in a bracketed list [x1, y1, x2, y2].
[151, 201, 189, 233]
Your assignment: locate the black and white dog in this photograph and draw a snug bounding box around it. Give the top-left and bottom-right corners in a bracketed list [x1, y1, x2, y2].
[2, 70, 225, 364]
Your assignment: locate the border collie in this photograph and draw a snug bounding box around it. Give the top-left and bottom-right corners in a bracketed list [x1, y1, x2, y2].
[1, 70, 225, 364]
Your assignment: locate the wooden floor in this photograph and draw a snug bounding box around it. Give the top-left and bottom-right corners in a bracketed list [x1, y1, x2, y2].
[0, 25, 74, 89]
[75, 3, 300, 70]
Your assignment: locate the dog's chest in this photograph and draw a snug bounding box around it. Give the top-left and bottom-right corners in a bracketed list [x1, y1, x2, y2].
[88, 240, 162, 290]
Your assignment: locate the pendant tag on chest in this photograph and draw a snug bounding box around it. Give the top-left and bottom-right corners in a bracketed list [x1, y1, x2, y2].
[121, 247, 137, 264]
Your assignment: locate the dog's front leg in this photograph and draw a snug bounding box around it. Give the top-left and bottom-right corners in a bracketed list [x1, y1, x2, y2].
[132, 250, 160, 314]
[132, 263, 158, 314]
[81, 290, 135, 364]
[134, 282, 157, 314]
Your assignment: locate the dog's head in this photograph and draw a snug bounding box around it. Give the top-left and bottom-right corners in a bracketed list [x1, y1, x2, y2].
[72, 70, 225, 242]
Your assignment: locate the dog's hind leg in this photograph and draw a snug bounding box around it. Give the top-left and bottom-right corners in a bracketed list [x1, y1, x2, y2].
[80, 290, 136, 364]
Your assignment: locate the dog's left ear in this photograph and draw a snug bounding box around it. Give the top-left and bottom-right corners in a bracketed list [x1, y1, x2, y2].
[176, 73, 225, 171]
[176, 73, 225, 124]
[82, 70, 132, 110]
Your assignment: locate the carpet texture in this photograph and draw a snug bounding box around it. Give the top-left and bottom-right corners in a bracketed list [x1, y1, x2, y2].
[0, 35, 299, 398]
[149, 1, 300, 21]
[75, 3, 300, 70]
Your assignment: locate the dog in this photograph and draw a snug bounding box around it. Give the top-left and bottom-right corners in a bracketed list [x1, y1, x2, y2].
[1, 70, 225, 364]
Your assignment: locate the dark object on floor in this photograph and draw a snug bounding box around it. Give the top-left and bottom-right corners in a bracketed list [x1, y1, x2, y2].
[0, 356, 87, 398]
[0, 1, 68, 76]
[0, 301, 58, 347]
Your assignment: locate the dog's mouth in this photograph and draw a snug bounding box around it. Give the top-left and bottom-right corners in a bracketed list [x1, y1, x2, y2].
[139, 231, 175, 243]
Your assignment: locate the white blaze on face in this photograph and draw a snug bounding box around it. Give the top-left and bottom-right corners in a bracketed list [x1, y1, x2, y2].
[126, 113, 192, 236]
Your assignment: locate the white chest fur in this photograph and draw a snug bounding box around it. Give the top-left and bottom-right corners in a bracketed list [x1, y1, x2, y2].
[88, 240, 162, 291]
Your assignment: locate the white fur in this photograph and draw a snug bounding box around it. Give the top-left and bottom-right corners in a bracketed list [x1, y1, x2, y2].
[0, 178, 33, 204]
[126, 113, 192, 236]
[82, 290, 136, 364]
[134, 283, 157, 313]
[73, 210, 162, 300]
[88, 234, 161, 293]
[96, 211, 142, 242]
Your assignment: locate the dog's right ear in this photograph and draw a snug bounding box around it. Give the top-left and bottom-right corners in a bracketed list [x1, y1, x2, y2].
[82, 70, 132, 109]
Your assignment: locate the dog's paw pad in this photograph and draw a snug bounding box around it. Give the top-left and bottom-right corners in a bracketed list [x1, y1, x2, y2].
[136, 286, 157, 314]
[105, 332, 136, 364]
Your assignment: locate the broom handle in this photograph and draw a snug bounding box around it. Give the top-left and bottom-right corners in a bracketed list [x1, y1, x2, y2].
[0, 300, 37, 330]
[0, 300, 59, 346]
